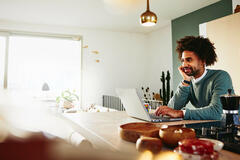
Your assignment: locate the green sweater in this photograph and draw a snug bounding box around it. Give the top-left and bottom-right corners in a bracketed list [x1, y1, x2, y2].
[168, 69, 234, 120]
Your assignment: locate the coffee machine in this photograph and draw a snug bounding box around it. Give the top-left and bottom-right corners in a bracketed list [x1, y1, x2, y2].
[220, 89, 240, 127]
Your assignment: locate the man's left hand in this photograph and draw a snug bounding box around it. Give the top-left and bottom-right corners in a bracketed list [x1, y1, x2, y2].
[155, 106, 184, 118]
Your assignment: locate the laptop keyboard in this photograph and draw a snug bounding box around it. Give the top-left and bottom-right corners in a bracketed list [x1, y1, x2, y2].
[149, 113, 183, 122]
[149, 113, 168, 119]
[149, 113, 159, 118]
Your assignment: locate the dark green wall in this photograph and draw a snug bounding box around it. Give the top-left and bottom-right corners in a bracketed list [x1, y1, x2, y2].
[171, 0, 232, 90]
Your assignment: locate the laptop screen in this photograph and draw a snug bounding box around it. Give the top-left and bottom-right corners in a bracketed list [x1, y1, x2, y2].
[116, 88, 151, 121]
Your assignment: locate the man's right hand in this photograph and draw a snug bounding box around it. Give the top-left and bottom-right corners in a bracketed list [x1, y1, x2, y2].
[178, 66, 192, 81]
[154, 106, 183, 118]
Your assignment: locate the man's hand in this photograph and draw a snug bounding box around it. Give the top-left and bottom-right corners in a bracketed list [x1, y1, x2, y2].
[178, 66, 191, 81]
[154, 106, 183, 118]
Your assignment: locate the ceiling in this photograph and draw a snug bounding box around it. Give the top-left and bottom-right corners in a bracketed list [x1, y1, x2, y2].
[0, 0, 220, 33]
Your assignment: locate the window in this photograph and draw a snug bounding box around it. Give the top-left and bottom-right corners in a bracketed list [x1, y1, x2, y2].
[0, 36, 6, 89]
[0, 33, 82, 98]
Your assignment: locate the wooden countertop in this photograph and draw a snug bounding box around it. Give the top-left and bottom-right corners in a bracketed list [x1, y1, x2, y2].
[62, 111, 240, 159]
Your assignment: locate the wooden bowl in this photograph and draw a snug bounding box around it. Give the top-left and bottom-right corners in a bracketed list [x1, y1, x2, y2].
[159, 125, 196, 147]
[119, 122, 160, 143]
[136, 136, 162, 154]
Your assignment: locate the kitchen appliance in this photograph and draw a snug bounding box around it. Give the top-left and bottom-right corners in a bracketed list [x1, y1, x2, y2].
[220, 89, 240, 127]
[186, 121, 240, 154]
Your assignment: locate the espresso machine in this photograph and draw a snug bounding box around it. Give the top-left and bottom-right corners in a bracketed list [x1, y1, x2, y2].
[220, 89, 240, 127]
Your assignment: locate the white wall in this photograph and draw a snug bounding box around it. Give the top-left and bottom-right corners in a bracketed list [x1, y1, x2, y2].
[81, 30, 147, 106]
[0, 21, 149, 107]
[206, 13, 240, 94]
[144, 24, 173, 95]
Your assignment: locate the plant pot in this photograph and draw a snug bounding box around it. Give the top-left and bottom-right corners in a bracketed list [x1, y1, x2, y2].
[63, 101, 74, 109]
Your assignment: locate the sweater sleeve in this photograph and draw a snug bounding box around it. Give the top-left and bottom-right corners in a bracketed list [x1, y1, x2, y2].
[168, 83, 191, 110]
[184, 71, 233, 120]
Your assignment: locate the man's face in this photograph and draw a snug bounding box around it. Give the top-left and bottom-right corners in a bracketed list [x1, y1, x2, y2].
[181, 51, 205, 78]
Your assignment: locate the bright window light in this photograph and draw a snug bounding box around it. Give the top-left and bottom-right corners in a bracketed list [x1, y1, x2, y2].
[7, 36, 81, 97]
[0, 36, 6, 89]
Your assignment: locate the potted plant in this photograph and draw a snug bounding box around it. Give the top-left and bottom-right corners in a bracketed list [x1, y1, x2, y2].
[56, 90, 79, 109]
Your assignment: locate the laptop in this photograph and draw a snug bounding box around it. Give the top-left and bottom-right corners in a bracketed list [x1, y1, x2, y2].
[116, 88, 183, 122]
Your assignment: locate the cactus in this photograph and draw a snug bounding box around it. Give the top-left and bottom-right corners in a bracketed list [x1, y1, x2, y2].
[166, 71, 170, 103]
[159, 89, 162, 99]
[160, 70, 174, 105]
[160, 71, 166, 105]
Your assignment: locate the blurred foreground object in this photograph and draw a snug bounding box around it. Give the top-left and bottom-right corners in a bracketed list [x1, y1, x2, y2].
[136, 136, 162, 154]
[0, 133, 57, 160]
[154, 151, 183, 160]
[0, 90, 138, 160]
[137, 151, 153, 160]
[0, 132, 137, 160]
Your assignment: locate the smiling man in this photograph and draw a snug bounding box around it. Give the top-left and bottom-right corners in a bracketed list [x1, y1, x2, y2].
[155, 36, 234, 120]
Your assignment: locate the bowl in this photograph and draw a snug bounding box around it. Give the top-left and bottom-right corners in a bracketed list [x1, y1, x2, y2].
[199, 138, 224, 151]
[159, 125, 196, 147]
[119, 122, 160, 143]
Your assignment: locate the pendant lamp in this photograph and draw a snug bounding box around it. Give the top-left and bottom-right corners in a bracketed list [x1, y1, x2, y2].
[140, 0, 157, 26]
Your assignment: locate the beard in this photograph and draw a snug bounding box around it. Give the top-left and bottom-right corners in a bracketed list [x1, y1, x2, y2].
[183, 67, 199, 77]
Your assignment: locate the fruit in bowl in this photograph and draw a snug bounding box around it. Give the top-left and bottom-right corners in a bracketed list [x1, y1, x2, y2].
[174, 138, 220, 160]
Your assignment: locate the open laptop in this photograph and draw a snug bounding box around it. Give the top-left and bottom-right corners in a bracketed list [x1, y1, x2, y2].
[116, 88, 183, 122]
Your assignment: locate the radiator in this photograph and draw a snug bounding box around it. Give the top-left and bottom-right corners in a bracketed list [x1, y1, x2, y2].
[102, 95, 125, 111]
[102, 95, 160, 111]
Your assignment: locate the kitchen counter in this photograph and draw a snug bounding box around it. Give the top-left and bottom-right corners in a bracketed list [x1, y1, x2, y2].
[62, 111, 240, 159]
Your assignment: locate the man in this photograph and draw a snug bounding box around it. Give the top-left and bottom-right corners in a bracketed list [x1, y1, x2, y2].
[155, 36, 234, 120]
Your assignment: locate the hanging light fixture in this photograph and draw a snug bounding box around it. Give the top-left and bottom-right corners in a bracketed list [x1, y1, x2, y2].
[140, 0, 157, 26]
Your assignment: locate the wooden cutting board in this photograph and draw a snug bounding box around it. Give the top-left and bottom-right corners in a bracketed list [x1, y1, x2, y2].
[118, 122, 162, 143]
